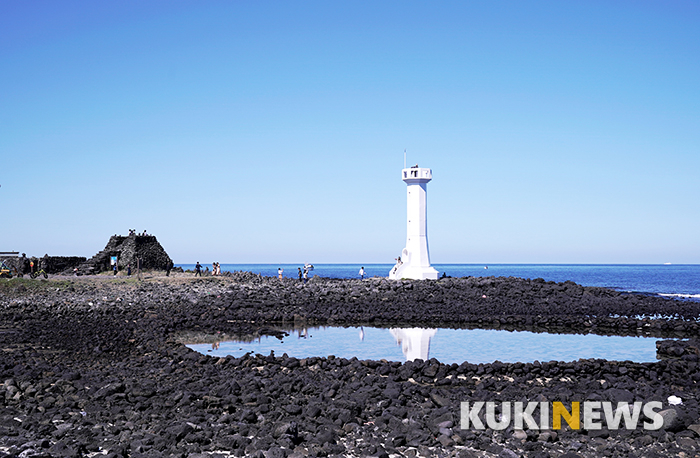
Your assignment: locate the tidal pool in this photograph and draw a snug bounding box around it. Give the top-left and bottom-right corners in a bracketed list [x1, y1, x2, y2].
[187, 326, 661, 364]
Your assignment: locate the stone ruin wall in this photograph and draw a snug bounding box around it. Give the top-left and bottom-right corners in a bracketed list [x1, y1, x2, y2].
[2, 255, 86, 275]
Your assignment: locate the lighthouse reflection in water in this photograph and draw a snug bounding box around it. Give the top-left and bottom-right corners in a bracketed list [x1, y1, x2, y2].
[388, 328, 437, 361]
[186, 325, 660, 364]
[357, 326, 437, 361]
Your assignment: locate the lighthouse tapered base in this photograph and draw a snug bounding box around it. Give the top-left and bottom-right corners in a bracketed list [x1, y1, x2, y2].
[389, 249, 439, 280]
[388, 265, 439, 280]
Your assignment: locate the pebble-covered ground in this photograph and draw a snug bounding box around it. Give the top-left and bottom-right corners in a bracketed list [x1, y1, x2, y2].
[2, 272, 700, 458]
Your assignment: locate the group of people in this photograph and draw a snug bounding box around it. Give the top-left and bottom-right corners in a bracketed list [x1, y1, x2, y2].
[128, 229, 149, 236]
[112, 263, 133, 276]
[103, 259, 173, 277]
[191, 264, 369, 280]
[194, 261, 221, 276]
[276, 266, 309, 282]
[283, 265, 368, 282]
[296, 264, 313, 284]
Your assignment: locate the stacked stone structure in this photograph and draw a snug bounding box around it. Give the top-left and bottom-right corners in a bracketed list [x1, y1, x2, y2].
[77, 233, 173, 274]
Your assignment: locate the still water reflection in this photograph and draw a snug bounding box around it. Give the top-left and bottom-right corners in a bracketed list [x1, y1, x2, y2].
[187, 326, 660, 364]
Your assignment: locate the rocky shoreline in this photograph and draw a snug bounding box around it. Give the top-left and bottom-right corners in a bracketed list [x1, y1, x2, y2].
[2, 273, 700, 457]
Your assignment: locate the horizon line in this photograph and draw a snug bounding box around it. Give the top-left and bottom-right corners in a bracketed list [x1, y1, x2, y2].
[173, 262, 699, 266]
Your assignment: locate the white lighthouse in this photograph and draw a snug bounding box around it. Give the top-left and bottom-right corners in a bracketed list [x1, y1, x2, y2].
[389, 166, 439, 280]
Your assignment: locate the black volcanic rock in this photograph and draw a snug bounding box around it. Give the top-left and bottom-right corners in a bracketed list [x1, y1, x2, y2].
[1, 274, 700, 457]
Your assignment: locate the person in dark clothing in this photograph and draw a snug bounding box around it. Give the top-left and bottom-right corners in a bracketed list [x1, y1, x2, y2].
[113, 264, 118, 276]
[298, 267, 302, 282]
[127, 264, 131, 276]
[166, 260, 173, 277]
[195, 262, 202, 277]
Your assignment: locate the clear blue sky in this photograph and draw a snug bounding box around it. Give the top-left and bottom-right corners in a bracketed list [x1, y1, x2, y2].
[2, 1, 698, 264]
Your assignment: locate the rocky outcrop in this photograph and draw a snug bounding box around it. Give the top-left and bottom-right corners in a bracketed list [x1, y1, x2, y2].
[76, 233, 173, 274]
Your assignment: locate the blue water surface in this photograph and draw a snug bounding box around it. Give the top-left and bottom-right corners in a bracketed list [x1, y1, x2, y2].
[177, 263, 700, 298]
[188, 326, 660, 364]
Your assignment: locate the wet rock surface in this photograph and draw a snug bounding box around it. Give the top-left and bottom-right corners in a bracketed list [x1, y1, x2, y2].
[1, 273, 700, 457]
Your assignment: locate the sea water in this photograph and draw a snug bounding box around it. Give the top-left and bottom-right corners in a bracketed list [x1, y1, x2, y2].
[178, 263, 700, 299]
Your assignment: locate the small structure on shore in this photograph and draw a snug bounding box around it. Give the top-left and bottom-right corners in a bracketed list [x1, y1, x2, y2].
[76, 232, 173, 274]
[389, 166, 439, 280]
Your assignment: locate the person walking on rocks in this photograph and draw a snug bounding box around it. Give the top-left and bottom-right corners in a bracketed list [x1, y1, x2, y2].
[359, 266, 365, 280]
[127, 264, 131, 276]
[298, 267, 302, 282]
[166, 260, 173, 276]
[303, 268, 308, 284]
[278, 267, 283, 279]
[195, 262, 202, 277]
[113, 263, 118, 276]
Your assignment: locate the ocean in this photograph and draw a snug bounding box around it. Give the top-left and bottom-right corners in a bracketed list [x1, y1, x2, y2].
[176, 263, 700, 300]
